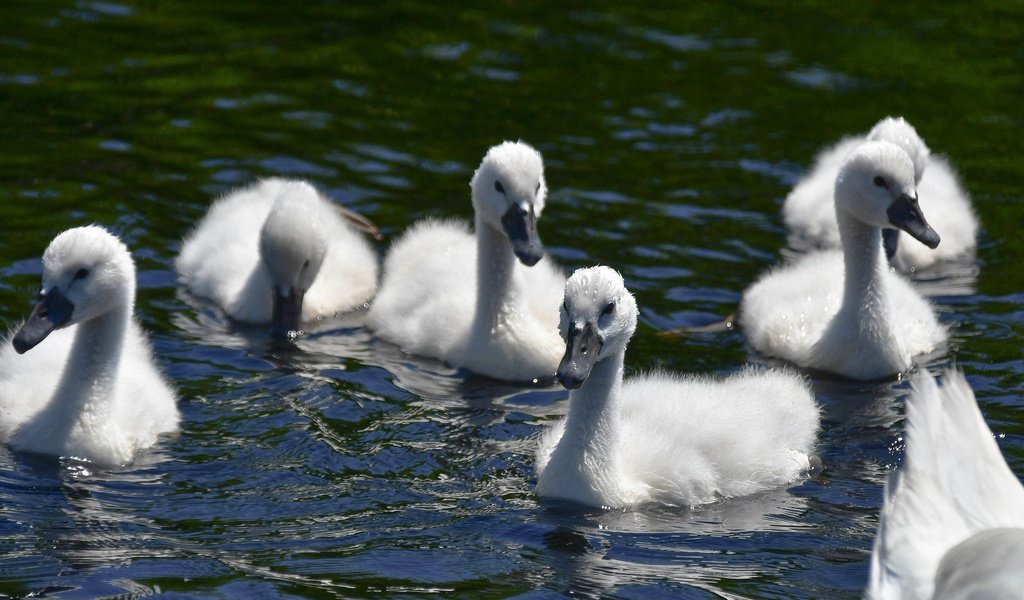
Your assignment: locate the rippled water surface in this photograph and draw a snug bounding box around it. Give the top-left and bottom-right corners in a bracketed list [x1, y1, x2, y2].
[1, 2, 1022, 598]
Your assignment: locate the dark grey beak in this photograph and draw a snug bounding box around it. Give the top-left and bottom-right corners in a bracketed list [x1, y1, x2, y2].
[271, 287, 304, 336]
[882, 228, 900, 260]
[501, 203, 544, 266]
[13, 287, 74, 354]
[556, 321, 603, 390]
[887, 193, 940, 249]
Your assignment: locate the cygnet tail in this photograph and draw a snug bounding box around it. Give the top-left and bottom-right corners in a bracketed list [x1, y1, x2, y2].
[867, 368, 1024, 599]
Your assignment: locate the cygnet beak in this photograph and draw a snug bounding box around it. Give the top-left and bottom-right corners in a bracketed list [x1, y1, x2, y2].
[887, 193, 940, 249]
[557, 321, 603, 389]
[13, 287, 74, 354]
[271, 286, 305, 337]
[501, 203, 545, 266]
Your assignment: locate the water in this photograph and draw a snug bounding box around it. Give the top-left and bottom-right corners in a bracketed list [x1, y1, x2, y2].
[1, 2, 1022, 597]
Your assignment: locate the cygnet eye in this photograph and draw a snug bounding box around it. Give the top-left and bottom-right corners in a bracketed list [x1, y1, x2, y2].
[494, 180, 506, 194]
[873, 176, 888, 188]
[301, 259, 310, 271]
[602, 301, 616, 317]
[535, 182, 541, 195]
[562, 300, 569, 313]
[73, 268, 89, 281]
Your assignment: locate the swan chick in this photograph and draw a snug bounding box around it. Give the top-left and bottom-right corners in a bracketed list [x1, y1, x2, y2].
[0, 226, 180, 466]
[741, 141, 947, 380]
[176, 178, 379, 335]
[536, 266, 819, 508]
[782, 116, 976, 270]
[367, 140, 564, 382]
[867, 369, 1024, 599]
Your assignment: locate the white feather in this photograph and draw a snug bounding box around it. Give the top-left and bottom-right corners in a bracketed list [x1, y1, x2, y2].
[867, 369, 1024, 600]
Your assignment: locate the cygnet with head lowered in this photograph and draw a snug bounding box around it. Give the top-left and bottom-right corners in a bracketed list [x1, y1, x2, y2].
[741, 141, 947, 380]
[176, 177, 379, 335]
[0, 226, 180, 466]
[367, 140, 565, 382]
[535, 266, 819, 509]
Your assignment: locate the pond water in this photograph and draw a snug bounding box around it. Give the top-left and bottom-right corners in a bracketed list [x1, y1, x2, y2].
[1, 2, 1022, 598]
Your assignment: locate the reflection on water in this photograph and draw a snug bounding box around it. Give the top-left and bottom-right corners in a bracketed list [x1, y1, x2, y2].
[531, 489, 816, 599]
[0, 449, 183, 594]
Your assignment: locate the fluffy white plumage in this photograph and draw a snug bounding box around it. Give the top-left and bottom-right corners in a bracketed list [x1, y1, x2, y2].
[741, 141, 947, 380]
[176, 177, 379, 328]
[867, 369, 1024, 600]
[0, 226, 180, 466]
[367, 141, 564, 382]
[535, 266, 819, 509]
[782, 116, 977, 271]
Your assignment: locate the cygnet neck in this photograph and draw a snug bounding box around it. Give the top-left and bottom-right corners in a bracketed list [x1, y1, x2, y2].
[835, 203, 890, 320]
[553, 348, 626, 476]
[472, 209, 520, 335]
[53, 302, 132, 428]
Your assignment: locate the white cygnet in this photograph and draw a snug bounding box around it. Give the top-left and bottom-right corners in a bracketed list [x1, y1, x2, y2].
[367, 141, 564, 382]
[176, 177, 379, 334]
[741, 141, 947, 380]
[0, 226, 180, 466]
[535, 266, 819, 509]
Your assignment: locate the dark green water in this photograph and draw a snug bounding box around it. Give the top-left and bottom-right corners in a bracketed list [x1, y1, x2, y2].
[1, 2, 1022, 597]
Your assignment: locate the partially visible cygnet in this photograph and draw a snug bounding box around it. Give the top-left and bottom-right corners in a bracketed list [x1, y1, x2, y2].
[867, 369, 1024, 600]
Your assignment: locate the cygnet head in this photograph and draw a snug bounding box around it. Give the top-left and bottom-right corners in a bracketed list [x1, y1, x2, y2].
[836, 140, 940, 249]
[259, 181, 328, 334]
[470, 140, 548, 266]
[867, 116, 931, 183]
[13, 225, 135, 354]
[556, 266, 638, 389]
[865, 117, 932, 259]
